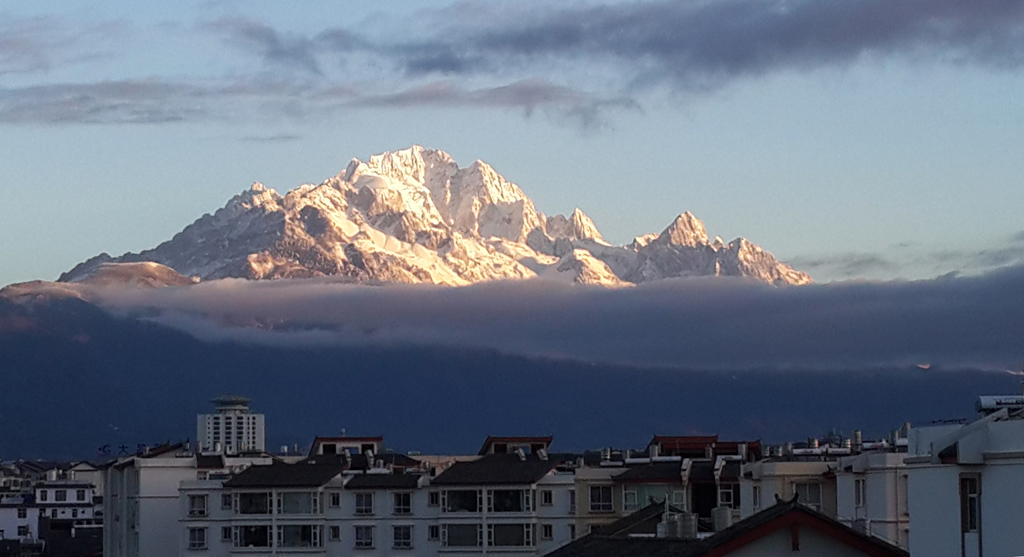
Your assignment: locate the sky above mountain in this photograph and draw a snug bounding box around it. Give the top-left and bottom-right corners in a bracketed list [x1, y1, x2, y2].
[2, 0, 1024, 287]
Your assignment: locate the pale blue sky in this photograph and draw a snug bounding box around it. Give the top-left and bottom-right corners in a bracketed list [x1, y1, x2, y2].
[3, 0, 1024, 286]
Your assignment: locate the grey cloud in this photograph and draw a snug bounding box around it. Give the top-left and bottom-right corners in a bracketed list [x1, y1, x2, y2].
[786, 252, 899, 279]
[395, 0, 1024, 88]
[208, 17, 322, 75]
[0, 16, 121, 75]
[0, 80, 209, 124]
[92, 265, 1024, 371]
[239, 133, 302, 143]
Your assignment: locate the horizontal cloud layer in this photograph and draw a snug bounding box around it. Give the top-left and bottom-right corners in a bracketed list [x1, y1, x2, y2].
[89, 264, 1024, 371]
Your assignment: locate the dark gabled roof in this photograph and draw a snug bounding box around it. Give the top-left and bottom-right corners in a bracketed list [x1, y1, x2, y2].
[615, 462, 682, 483]
[594, 501, 687, 537]
[344, 474, 421, 490]
[543, 498, 908, 557]
[693, 497, 910, 557]
[347, 452, 421, 471]
[196, 455, 225, 469]
[431, 453, 566, 486]
[225, 460, 345, 488]
[650, 435, 719, 450]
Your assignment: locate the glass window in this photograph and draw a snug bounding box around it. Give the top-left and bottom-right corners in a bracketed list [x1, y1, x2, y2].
[279, 492, 315, 514]
[188, 495, 208, 517]
[794, 483, 822, 509]
[277, 525, 319, 548]
[39, 491, 47, 502]
[55, 490, 67, 502]
[329, 526, 340, 541]
[855, 479, 866, 508]
[541, 524, 553, 540]
[960, 477, 980, 533]
[221, 527, 232, 541]
[443, 524, 481, 547]
[76, 489, 86, 501]
[393, 525, 412, 549]
[238, 493, 271, 514]
[428, 525, 440, 540]
[394, 492, 411, 514]
[490, 489, 527, 512]
[235, 525, 271, 548]
[489, 524, 532, 547]
[18, 525, 30, 537]
[752, 485, 761, 509]
[718, 484, 740, 509]
[444, 490, 480, 513]
[221, 494, 232, 510]
[355, 493, 374, 515]
[541, 490, 553, 506]
[428, 492, 440, 506]
[354, 525, 374, 548]
[187, 527, 207, 550]
[329, 492, 341, 507]
[623, 489, 638, 512]
[17, 508, 26, 519]
[589, 486, 612, 512]
[569, 490, 576, 514]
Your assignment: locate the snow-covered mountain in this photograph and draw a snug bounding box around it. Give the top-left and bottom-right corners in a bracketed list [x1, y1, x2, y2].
[61, 146, 811, 287]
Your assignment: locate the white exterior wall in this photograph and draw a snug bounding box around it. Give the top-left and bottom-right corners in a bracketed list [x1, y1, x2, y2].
[739, 461, 835, 519]
[0, 505, 39, 543]
[906, 464, 963, 557]
[106, 456, 200, 557]
[835, 452, 908, 549]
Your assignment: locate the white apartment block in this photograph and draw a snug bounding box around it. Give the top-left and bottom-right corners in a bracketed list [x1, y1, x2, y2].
[905, 404, 1024, 557]
[197, 396, 266, 455]
[835, 451, 909, 550]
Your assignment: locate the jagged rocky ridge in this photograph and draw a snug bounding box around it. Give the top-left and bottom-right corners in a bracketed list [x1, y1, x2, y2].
[62, 146, 811, 286]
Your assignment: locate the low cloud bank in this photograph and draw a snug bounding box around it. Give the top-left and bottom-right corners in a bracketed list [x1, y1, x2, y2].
[90, 265, 1024, 371]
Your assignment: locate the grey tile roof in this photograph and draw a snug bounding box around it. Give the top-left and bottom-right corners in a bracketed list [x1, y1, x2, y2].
[224, 460, 344, 488]
[431, 453, 568, 486]
[344, 474, 421, 490]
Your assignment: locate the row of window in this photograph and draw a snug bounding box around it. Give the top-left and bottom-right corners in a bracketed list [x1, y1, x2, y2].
[188, 488, 564, 518]
[37, 489, 88, 502]
[186, 523, 561, 551]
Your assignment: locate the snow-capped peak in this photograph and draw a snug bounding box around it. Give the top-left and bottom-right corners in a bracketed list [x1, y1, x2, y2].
[657, 212, 710, 247]
[62, 146, 813, 287]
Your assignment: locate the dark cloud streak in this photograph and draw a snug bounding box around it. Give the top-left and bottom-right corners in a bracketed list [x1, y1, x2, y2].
[92, 265, 1024, 372]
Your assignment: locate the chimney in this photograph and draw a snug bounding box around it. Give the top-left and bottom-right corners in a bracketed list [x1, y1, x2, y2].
[852, 430, 863, 453]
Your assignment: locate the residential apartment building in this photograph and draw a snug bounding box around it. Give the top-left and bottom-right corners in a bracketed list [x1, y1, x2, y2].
[197, 396, 266, 455]
[905, 402, 1024, 557]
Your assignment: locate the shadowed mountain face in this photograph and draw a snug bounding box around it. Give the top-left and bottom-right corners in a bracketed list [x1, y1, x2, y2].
[60, 146, 810, 287]
[0, 296, 1014, 459]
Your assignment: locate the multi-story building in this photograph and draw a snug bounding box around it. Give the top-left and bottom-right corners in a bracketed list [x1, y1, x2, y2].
[197, 396, 266, 455]
[835, 450, 909, 549]
[905, 399, 1024, 557]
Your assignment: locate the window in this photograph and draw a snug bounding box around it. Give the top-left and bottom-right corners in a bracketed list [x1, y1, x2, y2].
[188, 527, 207, 550]
[38, 491, 48, 502]
[278, 492, 317, 514]
[428, 525, 440, 541]
[428, 492, 440, 506]
[235, 525, 271, 548]
[17, 508, 26, 519]
[393, 492, 411, 514]
[489, 489, 530, 512]
[589, 485, 612, 512]
[541, 524, 553, 540]
[672, 490, 686, 508]
[354, 525, 374, 548]
[718, 484, 740, 509]
[960, 476, 980, 534]
[237, 493, 271, 514]
[76, 489, 86, 501]
[752, 485, 761, 509]
[355, 493, 374, 515]
[18, 526, 29, 537]
[329, 526, 340, 541]
[569, 490, 577, 514]
[72, 509, 78, 518]
[855, 479, 866, 508]
[221, 494, 232, 510]
[188, 495, 208, 517]
[393, 525, 412, 549]
[277, 525, 321, 548]
[623, 489, 638, 512]
[51, 509, 58, 518]
[541, 490, 553, 506]
[329, 492, 341, 508]
[55, 490, 67, 502]
[569, 524, 576, 540]
[443, 524, 482, 547]
[794, 483, 822, 510]
[488, 524, 532, 547]
[443, 490, 481, 513]
[221, 527, 232, 542]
